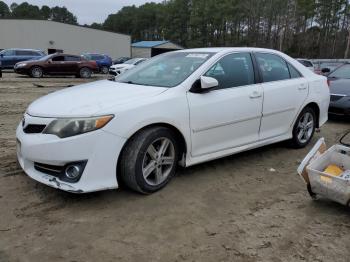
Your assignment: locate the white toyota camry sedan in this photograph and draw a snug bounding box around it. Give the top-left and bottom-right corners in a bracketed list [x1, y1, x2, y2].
[16, 48, 330, 194]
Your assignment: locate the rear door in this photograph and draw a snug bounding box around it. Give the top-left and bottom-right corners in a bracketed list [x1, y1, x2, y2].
[15, 50, 33, 64]
[64, 55, 81, 73]
[187, 52, 263, 156]
[254, 52, 308, 140]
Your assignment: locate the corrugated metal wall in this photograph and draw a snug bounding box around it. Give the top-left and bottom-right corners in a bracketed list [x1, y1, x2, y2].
[0, 19, 131, 58]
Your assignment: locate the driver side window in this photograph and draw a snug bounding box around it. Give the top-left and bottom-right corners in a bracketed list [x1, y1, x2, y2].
[205, 53, 255, 89]
[52, 56, 65, 62]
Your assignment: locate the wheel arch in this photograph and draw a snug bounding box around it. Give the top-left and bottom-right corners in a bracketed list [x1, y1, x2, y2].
[116, 122, 188, 184]
[30, 65, 44, 74]
[304, 102, 320, 128]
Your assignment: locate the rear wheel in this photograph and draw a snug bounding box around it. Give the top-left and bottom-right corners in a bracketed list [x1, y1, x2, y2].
[30, 66, 43, 78]
[291, 107, 316, 148]
[101, 66, 109, 74]
[79, 67, 91, 78]
[120, 127, 179, 194]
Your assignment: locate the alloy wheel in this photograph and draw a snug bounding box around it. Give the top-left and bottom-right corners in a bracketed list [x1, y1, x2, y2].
[80, 68, 91, 78]
[296, 112, 314, 144]
[32, 67, 42, 78]
[142, 137, 175, 186]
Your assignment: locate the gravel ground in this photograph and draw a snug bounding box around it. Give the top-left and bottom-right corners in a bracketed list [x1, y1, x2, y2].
[0, 72, 349, 262]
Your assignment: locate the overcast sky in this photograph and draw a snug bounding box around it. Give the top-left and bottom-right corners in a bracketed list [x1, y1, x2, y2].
[3, 0, 163, 24]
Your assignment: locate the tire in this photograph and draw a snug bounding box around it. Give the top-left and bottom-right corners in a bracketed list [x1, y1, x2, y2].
[79, 67, 92, 78]
[290, 107, 316, 148]
[120, 127, 179, 194]
[30, 66, 43, 78]
[101, 66, 109, 74]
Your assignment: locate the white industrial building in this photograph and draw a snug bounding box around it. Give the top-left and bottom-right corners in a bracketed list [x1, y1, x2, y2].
[0, 19, 131, 58]
[131, 41, 183, 58]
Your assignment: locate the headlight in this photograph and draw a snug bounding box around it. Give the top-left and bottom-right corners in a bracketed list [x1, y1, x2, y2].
[16, 63, 27, 67]
[43, 115, 114, 138]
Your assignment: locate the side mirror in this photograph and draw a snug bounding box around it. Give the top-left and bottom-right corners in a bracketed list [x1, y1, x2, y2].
[47, 59, 52, 64]
[190, 76, 218, 93]
[321, 68, 330, 74]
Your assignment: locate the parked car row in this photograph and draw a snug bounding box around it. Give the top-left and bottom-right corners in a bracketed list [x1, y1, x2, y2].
[0, 48, 132, 78]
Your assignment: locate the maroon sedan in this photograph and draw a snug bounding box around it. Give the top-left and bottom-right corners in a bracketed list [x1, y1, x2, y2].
[14, 53, 98, 78]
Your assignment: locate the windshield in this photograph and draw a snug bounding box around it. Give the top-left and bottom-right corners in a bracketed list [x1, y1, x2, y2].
[116, 52, 214, 87]
[329, 64, 350, 79]
[37, 54, 54, 61]
[82, 54, 92, 60]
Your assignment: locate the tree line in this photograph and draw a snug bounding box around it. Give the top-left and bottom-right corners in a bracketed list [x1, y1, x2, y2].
[1, 0, 350, 59]
[0, 1, 77, 24]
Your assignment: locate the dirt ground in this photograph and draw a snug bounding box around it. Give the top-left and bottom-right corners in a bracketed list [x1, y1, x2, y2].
[0, 71, 349, 262]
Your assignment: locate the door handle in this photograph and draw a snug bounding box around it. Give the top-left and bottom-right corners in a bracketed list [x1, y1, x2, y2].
[298, 84, 307, 90]
[250, 91, 262, 99]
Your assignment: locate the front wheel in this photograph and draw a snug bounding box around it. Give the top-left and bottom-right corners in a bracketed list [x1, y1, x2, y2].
[100, 66, 109, 74]
[120, 127, 179, 194]
[30, 66, 43, 78]
[79, 67, 92, 78]
[291, 107, 316, 148]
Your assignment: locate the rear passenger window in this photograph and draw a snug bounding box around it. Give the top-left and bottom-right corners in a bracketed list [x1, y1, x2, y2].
[205, 53, 255, 89]
[16, 50, 31, 56]
[256, 53, 290, 82]
[288, 63, 302, 78]
[65, 56, 81, 62]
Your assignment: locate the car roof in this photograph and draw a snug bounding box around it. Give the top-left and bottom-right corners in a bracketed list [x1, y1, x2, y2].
[176, 47, 287, 54]
[49, 53, 80, 57]
[0, 48, 45, 54]
[83, 53, 107, 56]
[3, 48, 44, 52]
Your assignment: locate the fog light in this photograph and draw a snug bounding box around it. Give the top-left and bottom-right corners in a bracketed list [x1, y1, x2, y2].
[65, 165, 81, 179]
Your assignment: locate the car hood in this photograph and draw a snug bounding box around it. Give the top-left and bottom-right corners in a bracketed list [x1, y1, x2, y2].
[111, 64, 134, 69]
[329, 78, 350, 95]
[27, 80, 167, 117]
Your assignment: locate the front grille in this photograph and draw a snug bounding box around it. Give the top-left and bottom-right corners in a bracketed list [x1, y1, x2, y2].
[34, 162, 63, 176]
[34, 161, 87, 183]
[23, 124, 46, 134]
[330, 94, 346, 102]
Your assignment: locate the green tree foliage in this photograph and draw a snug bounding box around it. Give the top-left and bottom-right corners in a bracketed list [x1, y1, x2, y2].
[102, 0, 350, 58]
[1, 1, 77, 24]
[2, 0, 350, 58]
[50, 6, 77, 24]
[11, 2, 42, 19]
[0, 1, 10, 18]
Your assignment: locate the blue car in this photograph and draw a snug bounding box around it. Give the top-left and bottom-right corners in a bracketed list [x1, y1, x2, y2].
[0, 48, 45, 69]
[82, 53, 112, 74]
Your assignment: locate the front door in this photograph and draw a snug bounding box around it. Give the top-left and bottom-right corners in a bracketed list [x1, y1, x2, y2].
[48, 55, 68, 74]
[187, 52, 263, 157]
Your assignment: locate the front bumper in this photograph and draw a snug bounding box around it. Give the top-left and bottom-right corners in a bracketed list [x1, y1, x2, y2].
[109, 69, 120, 76]
[329, 95, 350, 116]
[16, 114, 127, 193]
[14, 67, 29, 75]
